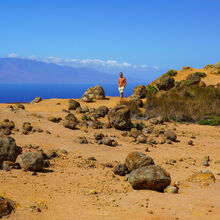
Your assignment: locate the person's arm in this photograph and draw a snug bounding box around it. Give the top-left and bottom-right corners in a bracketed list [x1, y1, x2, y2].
[124, 78, 127, 87]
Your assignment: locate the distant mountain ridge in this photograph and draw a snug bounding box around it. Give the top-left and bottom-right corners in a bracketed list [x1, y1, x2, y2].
[0, 58, 142, 84]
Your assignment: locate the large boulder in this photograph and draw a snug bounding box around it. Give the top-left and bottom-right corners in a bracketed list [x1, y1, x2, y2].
[0, 196, 14, 218]
[18, 152, 45, 171]
[63, 113, 78, 129]
[68, 100, 80, 110]
[128, 165, 171, 191]
[0, 136, 21, 168]
[133, 85, 147, 99]
[156, 75, 175, 91]
[82, 85, 105, 102]
[125, 152, 154, 171]
[108, 105, 131, 130]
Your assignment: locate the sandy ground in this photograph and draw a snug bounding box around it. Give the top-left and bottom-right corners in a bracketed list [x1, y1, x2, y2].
[0, 97, 220, 220]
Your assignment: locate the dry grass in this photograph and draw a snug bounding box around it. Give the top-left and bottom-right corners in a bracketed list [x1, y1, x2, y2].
[145, 85, 220, 122]
[119, 100, 141, 116]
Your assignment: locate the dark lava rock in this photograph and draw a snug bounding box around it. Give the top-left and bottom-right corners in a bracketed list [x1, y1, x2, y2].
[0, 196, 14, 218]
[0, 136, 21, 168]
[94, 132, 104, 140]
[63, 113, 78, 129]
[18, 152, 45, 171]
[128, 165, 171, 191]
[125, 151, 154, 171]
[164, 130, 177, 141]
[156, 75, 175, 91]
[108, 105, 131, 130]
[113, 163, 129, 176]
[68, 99, 80, 110]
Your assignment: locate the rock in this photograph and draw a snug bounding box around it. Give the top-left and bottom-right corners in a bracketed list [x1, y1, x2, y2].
[164, 185, 178, 194]
[96, 106, 109, 117]
[136, 134, 147, 143]
[88, 120, 103, 129]
[186, 73, 201, 85]
[188, 140, 193, 145]
[14, 103, 25, 110]
[89, 189, 97, 195]
[0, 196, 14, 218]
[31, 97, 42, 103]
[108, 105, 131, 130]
[46, 150, 57, 159]
[104, 122, 112, 129]
[82, 94, 93, 103]
[188, 170, 216, 184]
[78, 136, 88, 144]
[68, 99, 80, 110]
[203, 160, 209, 166]
[164, 130, 177, 141]
[75, 107, 82, 113]
[130, 128, 142, 138]
[47, 116, 61, 123]
[149, 116, 164, 124]
[63, 113, 78, 129]
[87, 157, 96, 161]
[0, 136, 21, 168]
[128, 165, 171, 191]
[2, 161, 20, 171]
[156, 75, 175, 91]
[101, 137, 117, 147]
[22, 122, 32, 133]
[125, 152, 154, 171]
[133, 85, 147, 99]
[94, 132, 104, 140]
[18, 152, 45, 171]
[113, 163, 128, 176]
[82, 85, 105, 102]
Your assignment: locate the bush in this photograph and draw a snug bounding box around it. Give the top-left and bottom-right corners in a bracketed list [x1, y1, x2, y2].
[198, 117, 220, 126]
[194, 72, 207, 78]
[166, 69, 177, 76]
[119, 100, 141, 116]
[146, 85, 158, 96]
[82, 115, 91, 121]
[145, 85, 220, 123]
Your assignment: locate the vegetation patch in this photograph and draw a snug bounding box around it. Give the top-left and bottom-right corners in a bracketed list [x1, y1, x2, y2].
[146, 85, 158, 96]
[166, 69, 177, 76]
[194, 72, 206, 78]
[145, 85, 220, 123]
[120, 100, 141, 116]
[198, 117, 220, 126]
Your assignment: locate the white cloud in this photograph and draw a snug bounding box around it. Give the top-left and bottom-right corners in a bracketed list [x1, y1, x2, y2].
[7, 53, 19, 58]
[5, 53, 160, 72]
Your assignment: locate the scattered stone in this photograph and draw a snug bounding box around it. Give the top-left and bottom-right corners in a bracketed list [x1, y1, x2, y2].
[14, 103, 25, 110]
[63, 113, 78, 129]
[108, 105, 131, 130]
[82, 86, 105, 102]
[87, 157, 96, 161]
[46, 150, 57, 159]
[0, 136, 22, 168]
[47, 116, 61, 123]
[164, 130, 177, 141]
[2, 161, 20, 171]
[188, 170, 216, 184]
[60, 149, 68, 155]
[96, 106, 109, 117]
[94, 132, 104, 140]
[30, 205, 41, 212]
[88, 120, 103, 129]
[89, 189, 97, 195]
[0, 196, 14, 218]
[101, 137, 117, 147]
[68, 99, 80, 110]
[128, 165, 171, 191]
[204, 156, 210, 162]
[130, 128, 142, 138]
[18, 152, 45, 171]
[103, 122, 112, 129]
[188, 140, 193, 145]
[22, 122, 32, 134]
[203, 160, 209, 167]
[78, 136, 88, 144]
[125, 152, 154, 171]
[148, 210, 153, 214]
[136, 134, 147, 143]
[113, 163, 129, 176]
[31, 97, 42, 103]
[164, 185, 178, 194]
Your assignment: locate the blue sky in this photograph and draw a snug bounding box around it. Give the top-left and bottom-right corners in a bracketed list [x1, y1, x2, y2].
[0, 0, 220, 73]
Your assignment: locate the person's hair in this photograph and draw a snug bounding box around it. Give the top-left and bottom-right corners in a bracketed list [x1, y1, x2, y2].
[119, 72, 123, 75]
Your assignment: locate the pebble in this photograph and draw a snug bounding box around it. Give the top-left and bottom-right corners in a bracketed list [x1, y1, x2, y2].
[148, 210, 153, 214]
[89, 189, 97, 195]
[203, 160, 209, 166]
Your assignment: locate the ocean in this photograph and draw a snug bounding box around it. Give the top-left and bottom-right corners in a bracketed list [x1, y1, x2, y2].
[0, 83, 140, 103]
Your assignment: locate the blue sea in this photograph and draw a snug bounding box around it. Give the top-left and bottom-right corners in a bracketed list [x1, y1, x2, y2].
[0, 83, 140, 103]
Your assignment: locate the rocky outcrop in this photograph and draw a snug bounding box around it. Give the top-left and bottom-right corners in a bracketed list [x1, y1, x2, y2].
[108, 105, 131, 130]
[156, 75, 175, 91]
[128, 165, 171, 191]
[82, 86, 105, 102]
[133, 85, 147, 99]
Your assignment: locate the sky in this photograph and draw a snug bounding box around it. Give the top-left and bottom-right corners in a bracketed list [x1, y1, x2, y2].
[0, 0, 220, 75]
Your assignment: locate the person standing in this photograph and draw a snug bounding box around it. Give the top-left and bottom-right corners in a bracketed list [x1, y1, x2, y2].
[118, 72, 127, 101]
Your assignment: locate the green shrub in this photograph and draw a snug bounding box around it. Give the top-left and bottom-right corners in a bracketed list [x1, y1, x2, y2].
[184, 80, 193, 86]
[145, 85, 220, 123]
[82, 115, 91, 121]
[198, 117, 220, 126]
[146, 85, 158, 96]
[166, 69, 177, 76]
[194, 72, 207, 78]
